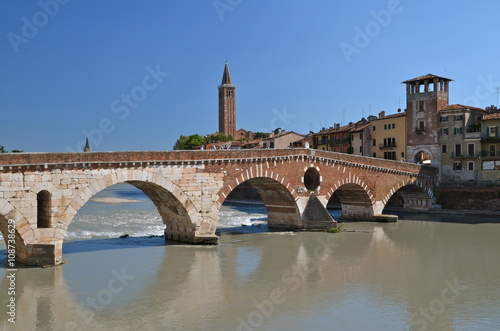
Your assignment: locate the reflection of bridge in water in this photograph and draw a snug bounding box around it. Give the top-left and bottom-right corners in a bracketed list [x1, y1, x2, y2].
[2, 219, 491, 330]
[0, 149, 437, 265]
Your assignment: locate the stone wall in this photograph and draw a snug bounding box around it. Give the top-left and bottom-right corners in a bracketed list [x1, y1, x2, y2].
[436, 188, 500, 211]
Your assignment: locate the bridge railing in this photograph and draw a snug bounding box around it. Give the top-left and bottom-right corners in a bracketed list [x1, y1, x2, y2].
[0, 149, 438, 178]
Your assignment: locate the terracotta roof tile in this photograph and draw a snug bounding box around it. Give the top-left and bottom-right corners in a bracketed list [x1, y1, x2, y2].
[483, 112, 500, 120]
[370, 112, 406, 121]
[349, 123, 371, 132]
[402, 74, 452, 83]
[440, 104, 485, 111]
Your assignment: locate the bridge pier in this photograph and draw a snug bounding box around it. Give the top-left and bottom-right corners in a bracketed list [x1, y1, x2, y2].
[17, 240, 63, 266]
[339, 200, 398, 222]
[264, 193, 337, 231]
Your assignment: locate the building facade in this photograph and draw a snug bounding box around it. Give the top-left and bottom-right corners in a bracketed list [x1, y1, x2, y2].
[349, 122, 371, 156]
[438, 105, 486, 181]
[312, 124, 354, 153]
[403, 74, 451, 167]
[480, 112, 500, 181]
[262, 131, 305, 149]
[218, 62, 236, 137]
[370, 111, 407, 161]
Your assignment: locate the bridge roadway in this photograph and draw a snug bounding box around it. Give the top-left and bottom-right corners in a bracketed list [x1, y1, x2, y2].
[0, 148, 437, 266]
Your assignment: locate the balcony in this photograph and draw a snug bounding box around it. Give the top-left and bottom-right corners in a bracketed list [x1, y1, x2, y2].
[451, 151, 500, 158]
[379, 143, 397, 150]
[464, 131, 482, 139]
[480, 150, 500, 158]
[481, 136, 500, 143]
[415, 127, 425, 134]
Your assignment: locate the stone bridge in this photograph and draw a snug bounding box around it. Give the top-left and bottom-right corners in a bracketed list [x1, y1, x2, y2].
[0, 149, 437, 266]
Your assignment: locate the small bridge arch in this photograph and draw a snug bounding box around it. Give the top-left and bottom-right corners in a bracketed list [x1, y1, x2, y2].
[219, 176, 303, 229]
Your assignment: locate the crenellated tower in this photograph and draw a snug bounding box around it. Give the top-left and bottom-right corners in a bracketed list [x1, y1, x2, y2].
[403, 74, 451, 167]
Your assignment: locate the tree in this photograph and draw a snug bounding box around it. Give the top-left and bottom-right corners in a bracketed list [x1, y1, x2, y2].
[252, 132, 270, 139]
[0, 146, 22, 153]
[173, 134, 206, 150]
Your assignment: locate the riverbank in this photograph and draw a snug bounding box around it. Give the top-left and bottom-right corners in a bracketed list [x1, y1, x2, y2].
[90, 197, 142, 204]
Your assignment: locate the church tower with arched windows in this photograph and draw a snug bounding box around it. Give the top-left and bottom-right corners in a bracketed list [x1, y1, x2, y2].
[218, 62, 236, 137]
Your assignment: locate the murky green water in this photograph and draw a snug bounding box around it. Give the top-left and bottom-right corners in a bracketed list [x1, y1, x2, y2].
[1, 186, 499, 330]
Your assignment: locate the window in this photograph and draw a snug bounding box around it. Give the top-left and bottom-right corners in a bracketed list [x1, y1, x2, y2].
[468, 143, 475, 156]
[373, 126, 376, 132]
[373, 152, 377, 157]
[37, 190, 51, 228]
[270, 142, 274, 148]
[340, 147, 343, 153]
[373, 139, 376, 146]
[467, 162, 474, 171]
[453, 162, 462, 171]
[487, 127, 497, 137]
[455, 144, 462, 157]
[441, 145, 447, 153]
[384, 151, 396, 160]
[359, 146, 363, 153]
[454, 115, 463, 121]
[482, 160, 500, 170]
[440, 128, 449, 135]
[392, 123, 395, 129]
[489, 145, 496, 156]
[384, 124, 387, 130]
[417, 121, 425, 132]
[440, 116, 449, 122]
[384, 137, 396, 147]
[454, 127, 463, 135]
[419, 101, 424, 112]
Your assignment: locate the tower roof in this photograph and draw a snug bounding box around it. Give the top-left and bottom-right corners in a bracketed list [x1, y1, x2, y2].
[402, 74, 452, 84]
[221, 62, 233, 85]
[83, 137, 92, 152]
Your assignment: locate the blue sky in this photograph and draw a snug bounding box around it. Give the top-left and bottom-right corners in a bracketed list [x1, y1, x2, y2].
[1, 0, 499, 152]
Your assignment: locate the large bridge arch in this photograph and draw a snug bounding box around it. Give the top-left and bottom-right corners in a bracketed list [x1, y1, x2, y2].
[0, 200, 33, 263]
[58, 169, 203, 243]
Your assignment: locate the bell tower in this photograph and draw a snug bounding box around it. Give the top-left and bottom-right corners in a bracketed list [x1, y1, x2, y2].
[218, 62, 236, 137]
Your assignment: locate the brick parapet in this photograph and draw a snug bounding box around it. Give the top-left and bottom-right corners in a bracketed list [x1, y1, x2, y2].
[0, 149, 437, 178]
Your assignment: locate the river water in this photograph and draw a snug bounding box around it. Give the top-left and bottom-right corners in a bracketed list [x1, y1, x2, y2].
[1, 184, 499, 331]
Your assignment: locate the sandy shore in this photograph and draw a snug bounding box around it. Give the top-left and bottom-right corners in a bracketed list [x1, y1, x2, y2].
[90, 197, 142, 204]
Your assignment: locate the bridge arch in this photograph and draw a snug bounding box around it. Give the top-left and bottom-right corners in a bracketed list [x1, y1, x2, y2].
[219, 176, 302, 230]
[383, 181, 435, 212]
[329, 183, 374, 220]
[59, 169, 201, 243]
[0, 200, 33, 262]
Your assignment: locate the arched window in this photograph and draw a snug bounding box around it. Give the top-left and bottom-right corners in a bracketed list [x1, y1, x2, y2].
[37, 190, 51, 228]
